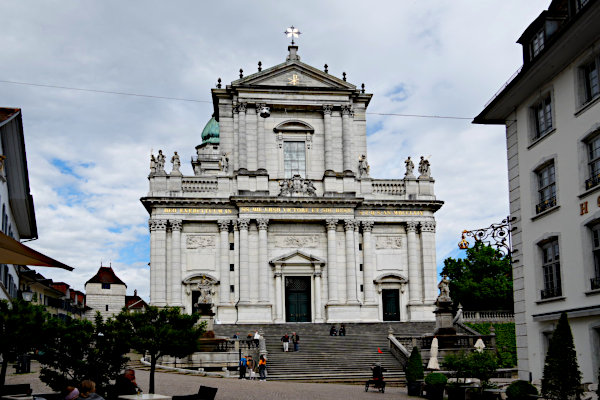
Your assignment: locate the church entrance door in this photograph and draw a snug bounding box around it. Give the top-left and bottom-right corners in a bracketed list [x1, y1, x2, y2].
[382, 289, 400, 321]
[285, 276, 311, 322]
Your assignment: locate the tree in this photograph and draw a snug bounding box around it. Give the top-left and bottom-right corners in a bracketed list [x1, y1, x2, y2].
[541, 312, 582, 400]
[0, 299, 47, 390]
[38, 313, 129, 396]
[116, 306, 205, 393]
[441, 241, 513, 311]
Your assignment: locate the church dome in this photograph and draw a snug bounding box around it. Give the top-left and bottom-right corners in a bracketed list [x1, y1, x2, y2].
[201, 117, 220, 145]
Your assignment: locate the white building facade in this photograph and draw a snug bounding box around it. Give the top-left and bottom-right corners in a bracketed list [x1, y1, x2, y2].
[475, 0, 600, 384]
[142, 45, 443, 324]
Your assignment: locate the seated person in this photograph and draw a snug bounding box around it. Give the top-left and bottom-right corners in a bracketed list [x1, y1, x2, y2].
[115, 369, 141, 395]
[371, 362, 386, 381]
[338, 324, 346, 336]
[329, 326, 337, 336]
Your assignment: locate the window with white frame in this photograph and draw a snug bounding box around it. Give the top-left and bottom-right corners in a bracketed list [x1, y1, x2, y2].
[283, 141, 306, 178]
[540, 239, 562, 299]
[591, 224, 600, 290]
[586, 134, 600, 190]
[530, 29, 545, 58]
[536, 162, 557, 214]
[581, 57, 599, 105]
[532, 95, 553, 140]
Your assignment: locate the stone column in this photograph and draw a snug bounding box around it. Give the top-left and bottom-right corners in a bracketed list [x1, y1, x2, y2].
[314, 266, 323, 321]
[257, 218, 269, 302]
[233, 106, 239, 172]
[238, 103, 247, 170]
[341, 105, 353, 172]
[323, 105, 333, 171]
[170, 220, 182, 306]
[257, 104, 266, 171]
[344, 219, 358, 304]
[274, 269, 283, 322]
[218, 219, 231, 304]
[406, 221, 421, 304]
[420, 221, 437, 303]
[233, 222, 240, 301]
[326, 219, 338, 303]
[149, 219, 167, 306]
[238, 218, 250, 302]
[362, 221, 375, 304]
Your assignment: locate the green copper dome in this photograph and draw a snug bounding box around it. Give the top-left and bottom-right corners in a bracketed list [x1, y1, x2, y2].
[201, 117, 220, 145]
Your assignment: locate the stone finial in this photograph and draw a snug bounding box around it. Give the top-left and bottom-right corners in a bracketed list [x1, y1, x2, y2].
[361, 83, 365, 93]
[258, 61, 262, 72]
[388, 326, 394, 335]
[239, 68, 243, 79]
[216, 78, 222, 89]
[342, 72, 347, 81]
[324, 64, 328, 73]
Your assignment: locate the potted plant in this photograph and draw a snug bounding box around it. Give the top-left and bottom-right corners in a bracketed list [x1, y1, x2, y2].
[405, 346, 424, 396]
[444, 352, 471, 400]
[506, 380, 538, 400]
[425, 372, 448, 400]
[464, 351, 499, 400]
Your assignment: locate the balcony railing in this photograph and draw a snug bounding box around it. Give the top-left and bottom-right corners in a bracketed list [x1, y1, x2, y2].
[586, 175, 600, 190]
[540, 285, 562, 300]
[536, 196, 557, 214]
[591, 276, 600, 290]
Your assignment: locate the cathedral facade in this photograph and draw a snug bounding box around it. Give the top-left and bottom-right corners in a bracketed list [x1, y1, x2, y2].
[141, 45, 443, 323]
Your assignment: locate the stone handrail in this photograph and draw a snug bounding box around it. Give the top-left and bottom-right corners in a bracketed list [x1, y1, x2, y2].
[461, 310, 514, 323]
[182, 177, 218, 193]
[388, 334, 410, 366]
[371, 180, 406, 195]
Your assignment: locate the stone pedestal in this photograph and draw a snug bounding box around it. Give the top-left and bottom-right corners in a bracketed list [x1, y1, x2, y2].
[433, 298, 456, 335]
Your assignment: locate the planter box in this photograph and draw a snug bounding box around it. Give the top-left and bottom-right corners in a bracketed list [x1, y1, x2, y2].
[407, 381, 423, 397]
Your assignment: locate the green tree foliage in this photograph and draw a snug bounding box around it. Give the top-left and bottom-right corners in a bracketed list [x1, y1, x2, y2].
[506, 380, 538, 400]
[116, 306, 205, 394]
[0, 299, 47, 389]
[444, 350, 498, 388]
[38, 313, 129, 396]
[441, 242, 513, 311]
[405, 346, 424, 382]
[541, 312, 582, 400]
[465, 322, 516, 367]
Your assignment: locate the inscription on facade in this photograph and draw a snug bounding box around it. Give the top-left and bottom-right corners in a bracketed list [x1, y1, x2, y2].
[164, 208, 234, 214]
[275, 235, 320, 248]
[358, 210, 424, 216]
[186, 235, 216, 249]
[240, 206, 353, 214]
[376, 236, 403, 249]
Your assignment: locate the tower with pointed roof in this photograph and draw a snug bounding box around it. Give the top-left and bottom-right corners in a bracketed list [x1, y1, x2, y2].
[84, 265, 127, 320]
[142, 42, 442, 324]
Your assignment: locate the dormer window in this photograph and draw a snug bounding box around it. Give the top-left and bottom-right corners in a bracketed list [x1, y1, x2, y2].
[530, 29, 545, 58]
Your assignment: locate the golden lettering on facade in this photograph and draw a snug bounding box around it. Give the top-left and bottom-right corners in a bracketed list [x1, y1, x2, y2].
[163, 208, 233, 214]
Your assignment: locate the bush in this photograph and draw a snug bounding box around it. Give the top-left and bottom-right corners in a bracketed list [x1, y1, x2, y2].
[443, 350, 498, 387]
[425, 372, 448, 387]
[506, 380, 538, 400]
[405, 346, 424, 382]
[465, 322, 516, 368]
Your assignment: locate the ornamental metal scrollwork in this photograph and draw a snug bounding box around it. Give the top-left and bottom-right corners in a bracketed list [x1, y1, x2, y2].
[458, 215, 513, 256]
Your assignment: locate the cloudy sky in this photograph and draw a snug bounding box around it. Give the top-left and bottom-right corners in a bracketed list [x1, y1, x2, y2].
[1, 1, 548, 301]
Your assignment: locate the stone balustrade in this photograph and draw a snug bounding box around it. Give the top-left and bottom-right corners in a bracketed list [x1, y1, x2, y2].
[461, 310, 514, 323]
[181, 177, 218, 193]
[371, 180, 406, 195]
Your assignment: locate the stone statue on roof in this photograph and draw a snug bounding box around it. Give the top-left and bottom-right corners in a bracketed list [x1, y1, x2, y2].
[358, 154, 370, 178]
[418, 156, 431, 178]
[171, 151, 181, 173]
[405, 156, 415, 177]
[156, 150, 166, 172]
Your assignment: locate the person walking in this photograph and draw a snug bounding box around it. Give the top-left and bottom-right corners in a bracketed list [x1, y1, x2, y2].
[239, 354, 247, 379]
[291, 331, 300, 352]
[258, 355, 267, 381]
[281, 333, 290, 352]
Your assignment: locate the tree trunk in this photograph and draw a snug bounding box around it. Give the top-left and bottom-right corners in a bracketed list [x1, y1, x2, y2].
[149, 355, 156, 394]
[0, 357, 8, 390]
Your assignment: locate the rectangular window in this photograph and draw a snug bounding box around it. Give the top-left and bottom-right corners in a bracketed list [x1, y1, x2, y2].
[105, 305, 109, 311]
[359, 264, 363, 271]
[592, 225, 600, 290]
[360, 284, 364, 292]
[283, 141, 306, 178]
[530, 29, 545, 58]
[582, 58, 600, 104]
[229, 243, 234, 251]
[587, 135, 600, 189]
[532, 95, 553, 139]
[230, 264, 235, 272]
[536, 163, 557, 214]
[540, 240, 562, 299]
[358, 243, 363, 251]
[101, 283, 111, 290]
[230, 285, 235, 293]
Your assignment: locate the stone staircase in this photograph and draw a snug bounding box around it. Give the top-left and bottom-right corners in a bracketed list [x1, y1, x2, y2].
[213, 322, 434, 384]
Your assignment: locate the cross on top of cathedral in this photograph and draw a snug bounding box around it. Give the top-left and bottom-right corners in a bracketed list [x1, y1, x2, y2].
[284, 26, 301, 45]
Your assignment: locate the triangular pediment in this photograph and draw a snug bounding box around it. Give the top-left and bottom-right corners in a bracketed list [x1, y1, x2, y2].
[233, 61, 355, 90]
[270, 250, 326, 265]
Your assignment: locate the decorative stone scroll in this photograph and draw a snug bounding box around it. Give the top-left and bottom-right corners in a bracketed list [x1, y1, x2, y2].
[275, 235, 319, 248]
[376, 236, 403, 249]
[278, 175, 317, 197]
[186, 235, 216, 249]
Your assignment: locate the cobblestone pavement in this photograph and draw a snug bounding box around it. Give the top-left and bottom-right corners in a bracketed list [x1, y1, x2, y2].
[5, 361, 411, 400]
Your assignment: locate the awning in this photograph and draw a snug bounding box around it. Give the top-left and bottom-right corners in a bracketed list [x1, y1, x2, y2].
[0, 231, 74, 271]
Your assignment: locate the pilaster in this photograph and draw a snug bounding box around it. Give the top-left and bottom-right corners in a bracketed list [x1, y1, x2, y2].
[218, 219, 231, 304]
[341, 105, 353, 172]
[326, 219, 338, 303]
[149, 219, 168, 306]
[362, 221, 375, 304]
[406, 221, 421, 305]
[238, 218, 250, 302]
[170, 220, 182, 306]
[257, 218, 269, 303]
[344, 219, 358, 304]
[238, 103, 247, 171]
[323, 105, 334, 172]
[420, 221, 437, 303]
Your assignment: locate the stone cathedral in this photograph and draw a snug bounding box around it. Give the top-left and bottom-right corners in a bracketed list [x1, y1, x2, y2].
[141, 44, 443, 324]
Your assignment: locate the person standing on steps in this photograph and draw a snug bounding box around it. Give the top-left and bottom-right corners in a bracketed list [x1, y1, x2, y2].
[258, 355, 267, 381]
[338, 324, 346, 336]
[247, 355, 255, 380]
[239, 354, 247, 379]
[281, 333, 290, 352]
[291, 331, 300, 352]
[253, 330, 260, 348]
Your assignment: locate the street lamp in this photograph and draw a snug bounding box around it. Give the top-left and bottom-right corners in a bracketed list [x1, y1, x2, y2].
[21, 287, 34, 302]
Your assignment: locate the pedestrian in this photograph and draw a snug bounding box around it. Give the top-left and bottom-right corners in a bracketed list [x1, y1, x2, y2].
[292, 331, 300, 352]
[232, 332, 239, 339]
[78, 381, 104, 400]
[339, 324, 346, 336]
[115, 369, 142, 395]
[329, 325, 337, 336]
[258, 355, 267, 381]
[281, 333, 290, 352]
[239, 354, 247, 379]
[253, 330, 260, 347]
[247, 355, 255, 380]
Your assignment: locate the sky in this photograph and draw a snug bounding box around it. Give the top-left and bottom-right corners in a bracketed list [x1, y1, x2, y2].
[0, 1, 548, 301]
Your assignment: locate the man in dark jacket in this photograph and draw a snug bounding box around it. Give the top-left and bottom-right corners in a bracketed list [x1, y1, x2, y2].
[291, 332, 300, 352]
[115, 369, 141, 395]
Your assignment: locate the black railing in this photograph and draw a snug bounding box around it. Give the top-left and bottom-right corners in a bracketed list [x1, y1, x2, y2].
[586, 175, 600, 190]
[536, 196, 557, 214]
[541, 285, 562, 299]
[591, 277, 600, 290]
